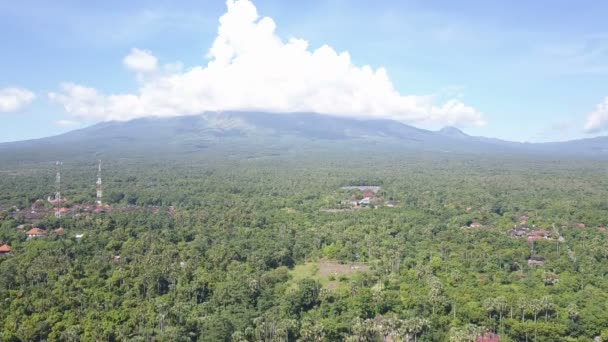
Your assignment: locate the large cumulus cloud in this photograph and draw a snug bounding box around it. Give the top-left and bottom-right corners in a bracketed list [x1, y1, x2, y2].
[49, 0, 486, 127]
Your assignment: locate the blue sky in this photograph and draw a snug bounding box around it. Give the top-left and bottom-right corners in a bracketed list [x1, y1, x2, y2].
[1, 0, 608, 142]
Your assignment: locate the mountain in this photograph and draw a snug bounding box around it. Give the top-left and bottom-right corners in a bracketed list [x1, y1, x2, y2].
[438, 126, 469, 139]
[1, 112, 607, 161]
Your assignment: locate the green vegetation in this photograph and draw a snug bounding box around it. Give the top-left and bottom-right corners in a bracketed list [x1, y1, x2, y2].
[1, 151, 608, 341]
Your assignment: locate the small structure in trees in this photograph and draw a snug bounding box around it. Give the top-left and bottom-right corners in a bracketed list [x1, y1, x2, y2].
[528, 256, 545, 267]
[384, 201, 398, 208]
[26, 228, 47, 240]
[477, 332, 500, 342]
[0, 244, 11, 255]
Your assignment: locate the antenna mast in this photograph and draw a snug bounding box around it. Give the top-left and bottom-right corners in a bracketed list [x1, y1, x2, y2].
[96, 160, 103, 205]
[54, 161, 63, 218]
[55, 161, 62, 201]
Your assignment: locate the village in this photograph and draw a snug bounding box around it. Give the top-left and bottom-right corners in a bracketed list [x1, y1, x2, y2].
[462, 211, 608, 281]
[338, 186, 398, 209]
[0, 160, 176, 258]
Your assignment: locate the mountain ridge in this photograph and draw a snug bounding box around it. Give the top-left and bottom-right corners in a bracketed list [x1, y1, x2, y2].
[1, 112, 607, 160]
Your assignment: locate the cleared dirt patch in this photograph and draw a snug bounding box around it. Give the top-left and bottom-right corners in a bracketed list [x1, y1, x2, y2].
[289, 260, 370, 290]
[317, 260, 370, 278]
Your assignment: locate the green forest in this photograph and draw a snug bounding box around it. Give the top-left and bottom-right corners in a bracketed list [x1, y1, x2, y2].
[2, 151, 608, 341]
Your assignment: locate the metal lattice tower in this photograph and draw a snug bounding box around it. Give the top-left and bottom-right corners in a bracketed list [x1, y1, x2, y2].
[54, 161, 63, 218]
[54, 161, 62, 201]
[96, 160, 103, 205]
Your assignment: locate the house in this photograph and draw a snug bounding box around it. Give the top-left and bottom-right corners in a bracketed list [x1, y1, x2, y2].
[47, 197, 67, 204]
[527, 229, 551, 242]
[31, 199, 45, 209]
[26, 228, 47, 239]
[0, 244, 11, 255]
[74, 234, 84, 239]
[528, 256, 545, 267]
[477, 333, 500, 342]
[361, 192, 375, 198]
[469, 222, 482, 228]
[359, 197, 371, 206]
[508, 229, 527, 238]
[385, 201, 398, 208]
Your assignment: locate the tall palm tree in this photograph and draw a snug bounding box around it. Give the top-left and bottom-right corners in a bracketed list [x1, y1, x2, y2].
[541, 296, 553, 322]
[529, 299, 543, 323]
[494, 297, 508, 326]
[517, 298, 529, 323]
[483, 298, 495, 321]
[449, 327, 467, 342]
[566, 303, 579, 323]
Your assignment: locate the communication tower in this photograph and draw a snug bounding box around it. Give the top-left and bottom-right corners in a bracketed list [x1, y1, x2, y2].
[49, 161, 65, 218]
[96, 160, 103, 205]
[54, 161, 62, 201]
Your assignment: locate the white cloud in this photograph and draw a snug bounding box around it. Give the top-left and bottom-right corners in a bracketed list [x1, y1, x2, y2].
[0, 87, 35, 112]
[123, 48, 158, 72]
[56, 119, 80, 127]
[50, 0, 486, 127]
[584, 97, 608, 133]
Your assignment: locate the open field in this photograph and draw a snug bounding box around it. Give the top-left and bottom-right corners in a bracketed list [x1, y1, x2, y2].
[289, 260, 370, 290]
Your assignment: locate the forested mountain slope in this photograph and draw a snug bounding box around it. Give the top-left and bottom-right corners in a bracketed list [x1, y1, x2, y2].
[2, 112, 608, 162]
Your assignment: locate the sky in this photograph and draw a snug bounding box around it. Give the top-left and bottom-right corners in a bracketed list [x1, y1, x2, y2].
[1, 0, 608, 143]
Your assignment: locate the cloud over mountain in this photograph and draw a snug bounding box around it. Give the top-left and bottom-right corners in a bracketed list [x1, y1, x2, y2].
[0, 87, 35, 113]
[49, 0, 486, 127]
[584, 97, 608, 133]
[123, 48, 158, 73]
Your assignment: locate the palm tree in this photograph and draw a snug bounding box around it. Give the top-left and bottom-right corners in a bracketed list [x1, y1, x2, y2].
[408, 318, 431, 342]
[449, 327, 467, 342]
[350, 318, 377, 342]
[541, 296, 553, 322]
[529, 299, 543, 323]
[517, 298, 528, 322]
[483, 298, 495, 321]
[376, 318, 396, 342]
[299, 320, 325, 342]
[231, 330, 248, 342]
[566, 303, 580, 322]
[494, 297, 508, 326]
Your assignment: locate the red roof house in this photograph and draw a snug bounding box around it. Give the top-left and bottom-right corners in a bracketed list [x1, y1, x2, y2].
[54, 227, 64, 234]
[26, 228, 47, 239]
[0, 244, 11, 254]
[477, 333, 500, 342]
[361, 192, 375, 198]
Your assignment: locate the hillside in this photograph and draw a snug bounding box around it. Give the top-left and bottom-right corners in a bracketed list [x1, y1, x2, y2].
[1, 112, 608, 162]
